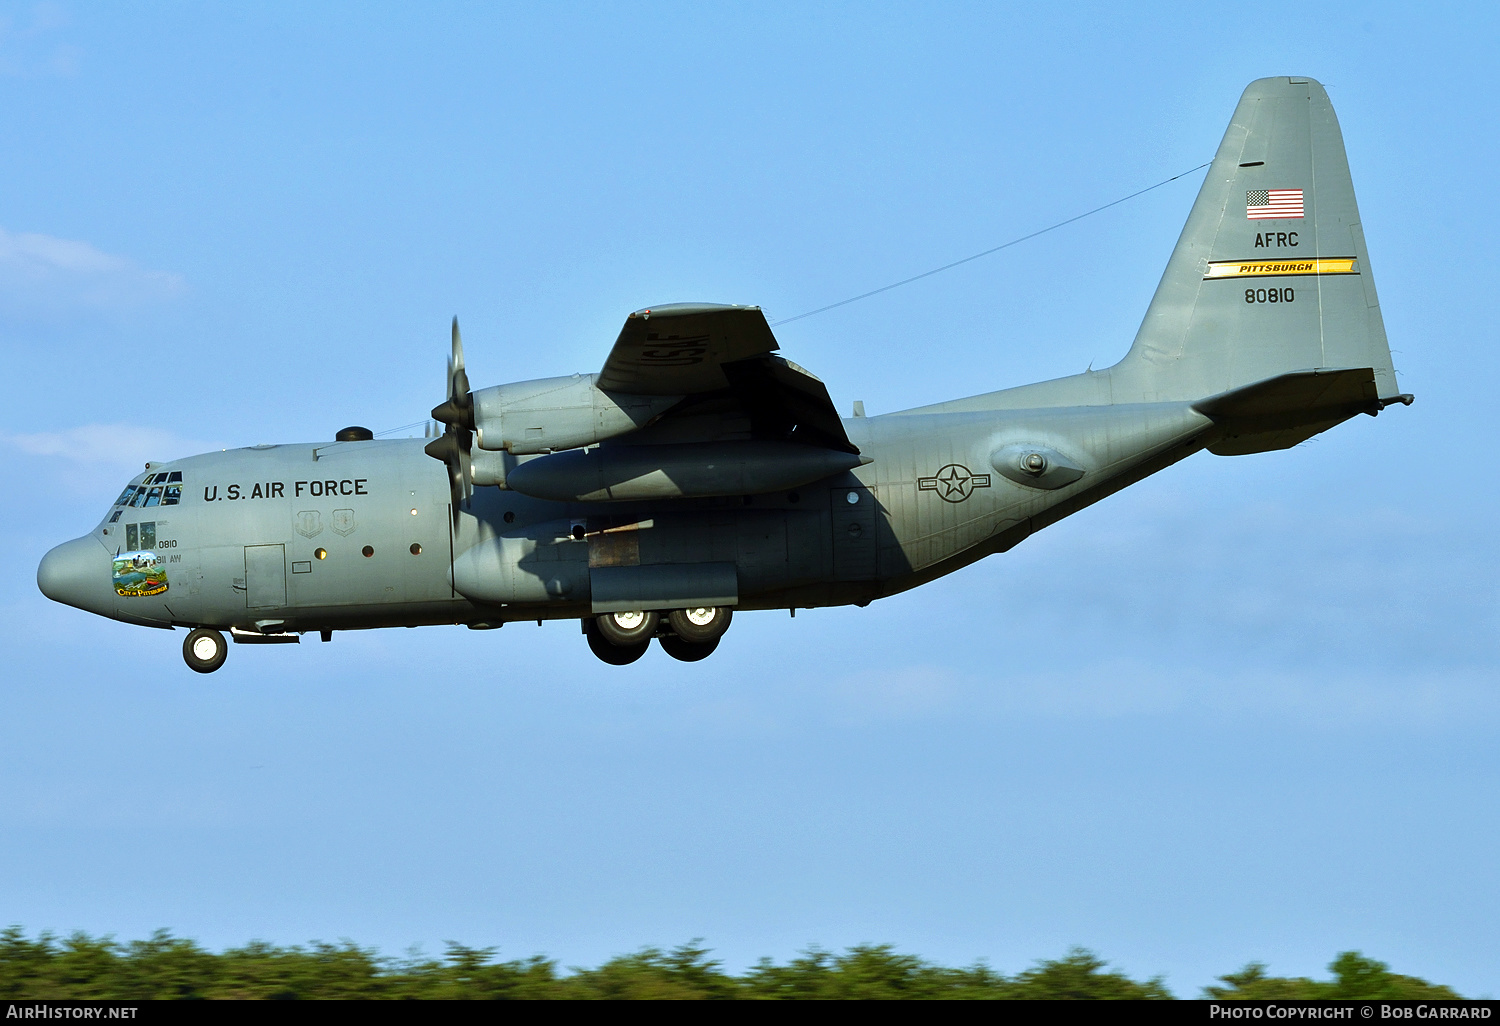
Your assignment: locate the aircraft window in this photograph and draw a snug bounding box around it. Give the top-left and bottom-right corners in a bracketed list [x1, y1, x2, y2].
[162, 485, 181, 506]
[116, 486, 137, 506]
[140, 522, 156, 549]
[167, 471, 182, 483]
[108, 510, 122, 523]
[125, 524, 138, 550]
[129, 487, 150, 507]
[143, 486, 163, 507]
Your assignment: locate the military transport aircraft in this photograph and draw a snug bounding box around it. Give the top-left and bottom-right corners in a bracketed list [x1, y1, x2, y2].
[38, 77, 1411, 672]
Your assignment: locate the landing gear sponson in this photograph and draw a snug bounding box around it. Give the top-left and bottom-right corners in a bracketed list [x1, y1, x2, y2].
[585, 606, 732, 665]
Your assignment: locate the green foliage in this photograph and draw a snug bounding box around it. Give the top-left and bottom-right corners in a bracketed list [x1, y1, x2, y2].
[1007, 947, 1173, 999]
[1205, 952, 1461, 1000]
[0, 926, 1463, 1000]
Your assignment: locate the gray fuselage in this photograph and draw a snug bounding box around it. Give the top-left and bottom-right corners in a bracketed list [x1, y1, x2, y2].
[39, 394, 1213, 635]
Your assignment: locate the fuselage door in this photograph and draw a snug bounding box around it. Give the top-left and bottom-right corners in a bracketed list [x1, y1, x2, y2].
[245, 544, 287, 608]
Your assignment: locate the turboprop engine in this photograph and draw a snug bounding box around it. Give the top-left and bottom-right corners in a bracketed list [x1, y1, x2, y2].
[469, 375, 679, 455]
[427, 318, 682, 504]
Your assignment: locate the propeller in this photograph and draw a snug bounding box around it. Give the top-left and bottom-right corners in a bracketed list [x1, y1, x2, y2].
[424, 316, 474, 519]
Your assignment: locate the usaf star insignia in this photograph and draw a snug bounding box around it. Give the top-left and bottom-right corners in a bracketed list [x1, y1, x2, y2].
[918, 463, 991, 503]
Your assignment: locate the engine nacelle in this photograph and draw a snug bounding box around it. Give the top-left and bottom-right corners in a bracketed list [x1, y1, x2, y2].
[471, 374, 680, 455]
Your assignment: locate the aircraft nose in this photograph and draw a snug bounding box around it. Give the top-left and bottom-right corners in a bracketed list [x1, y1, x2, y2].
[37, 534, 112, 613]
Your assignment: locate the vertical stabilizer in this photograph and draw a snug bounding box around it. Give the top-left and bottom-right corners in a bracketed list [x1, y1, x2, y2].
[1111, 77, 1399, 404]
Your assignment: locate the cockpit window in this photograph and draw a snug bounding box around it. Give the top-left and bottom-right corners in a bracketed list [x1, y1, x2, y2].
[113, 472, 181, 517]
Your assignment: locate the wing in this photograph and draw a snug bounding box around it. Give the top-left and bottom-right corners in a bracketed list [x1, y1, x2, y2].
[597, 303, 857, 454]
[598, 303, 780, 394]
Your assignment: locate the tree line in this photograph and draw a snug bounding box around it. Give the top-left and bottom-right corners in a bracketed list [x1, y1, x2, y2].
[0, 928, 1464, 1000]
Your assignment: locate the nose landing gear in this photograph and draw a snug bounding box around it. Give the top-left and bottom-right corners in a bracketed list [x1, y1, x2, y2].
[182, 628, 228, 674]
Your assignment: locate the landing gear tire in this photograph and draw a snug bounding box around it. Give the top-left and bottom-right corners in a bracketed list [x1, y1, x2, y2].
[594, 610, 659, 647]
[667, 606, 732, 644]
[182, 628, 228, 674]
[586, 621, 649, 665]
[659, 633, 720, 662]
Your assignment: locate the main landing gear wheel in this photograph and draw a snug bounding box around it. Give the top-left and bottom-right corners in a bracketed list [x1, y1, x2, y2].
[585, 620, 649, 665]
[594, 609, 659, 647]
[659, 633, 720, 662]
[182, 628, 228, 674]
[667, 606, 732, 644]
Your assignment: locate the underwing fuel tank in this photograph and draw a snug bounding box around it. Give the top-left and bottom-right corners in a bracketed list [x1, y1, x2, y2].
[503, 441, 866, 502]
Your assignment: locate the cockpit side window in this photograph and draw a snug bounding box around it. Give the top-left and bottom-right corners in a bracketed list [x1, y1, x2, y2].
[116, 486, 138, 507]
[143, 486, 163, 508]
[162, 485, 181, 506]
[129, 488, 150, 507]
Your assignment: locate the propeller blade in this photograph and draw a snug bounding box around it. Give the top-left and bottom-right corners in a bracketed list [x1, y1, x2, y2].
[424, 317, 477, 524]
[451, 316, 470, 400]
[432, 317, 475, 428]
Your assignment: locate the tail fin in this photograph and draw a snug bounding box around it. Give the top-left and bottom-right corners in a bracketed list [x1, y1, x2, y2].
[1112, 77, 1400, 407]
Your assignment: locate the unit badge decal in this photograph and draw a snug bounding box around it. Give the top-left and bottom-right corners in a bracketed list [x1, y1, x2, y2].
[331, 509, 356, 536]
[918, 464, 991, 503]
[295, 510, 323, 538]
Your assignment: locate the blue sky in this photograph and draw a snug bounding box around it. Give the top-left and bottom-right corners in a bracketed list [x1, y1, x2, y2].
[3, 0, 1497, 996]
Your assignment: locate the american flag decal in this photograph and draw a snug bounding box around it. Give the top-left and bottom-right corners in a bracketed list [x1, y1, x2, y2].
[1246, 189, 1304, 219]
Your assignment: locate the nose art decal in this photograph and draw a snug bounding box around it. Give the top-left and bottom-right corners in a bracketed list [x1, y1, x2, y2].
[113, 551, 168, 597]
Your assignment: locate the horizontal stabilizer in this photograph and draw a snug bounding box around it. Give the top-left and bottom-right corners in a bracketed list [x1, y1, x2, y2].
[1193, 367, 1411, 455]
